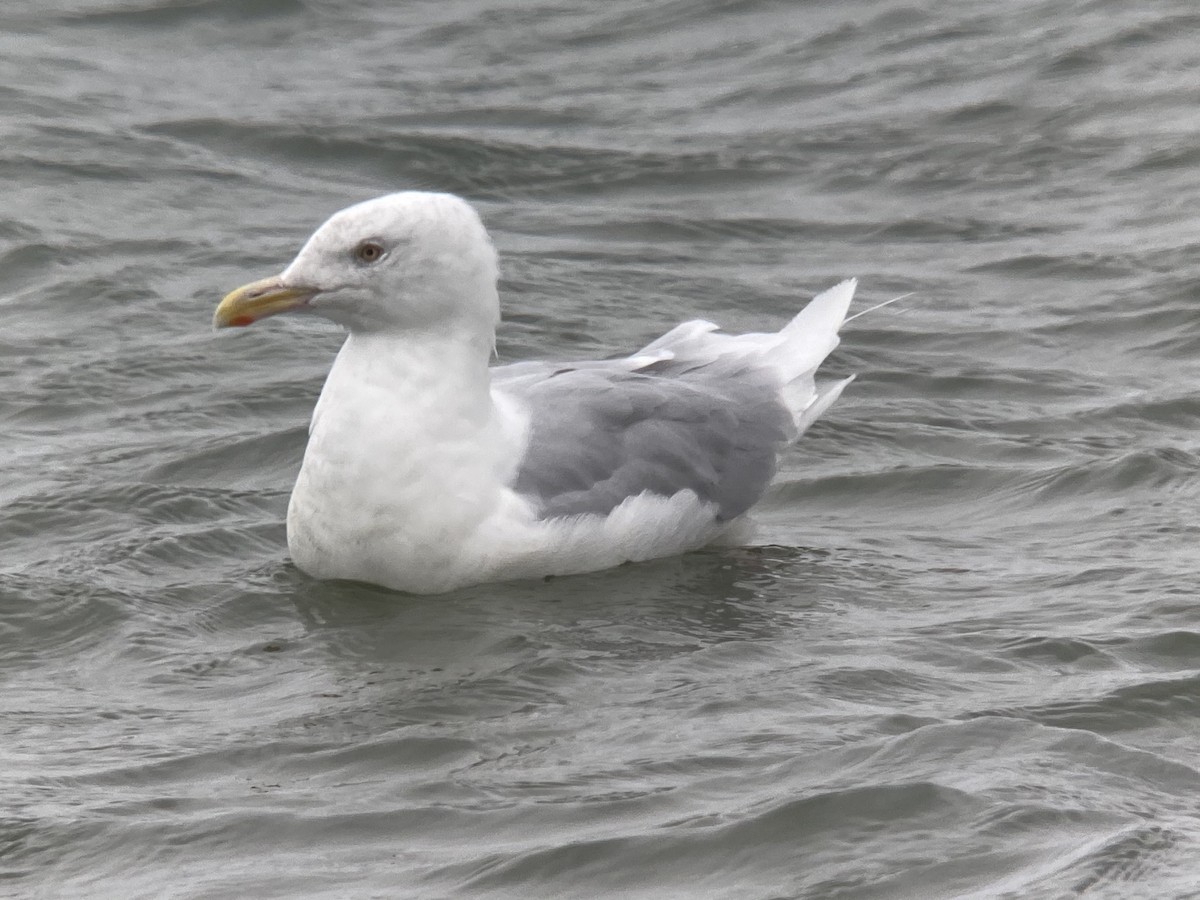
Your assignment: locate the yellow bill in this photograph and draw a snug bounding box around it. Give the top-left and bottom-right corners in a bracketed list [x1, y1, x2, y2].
[213, 276, 317, 328]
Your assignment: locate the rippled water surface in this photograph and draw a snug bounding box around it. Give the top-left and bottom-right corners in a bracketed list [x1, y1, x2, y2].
[4, 0, 1200, 897]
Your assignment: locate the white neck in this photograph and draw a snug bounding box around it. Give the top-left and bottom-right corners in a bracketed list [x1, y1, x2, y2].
[328, 328, 494, 420]
[286, 328, 513, 588]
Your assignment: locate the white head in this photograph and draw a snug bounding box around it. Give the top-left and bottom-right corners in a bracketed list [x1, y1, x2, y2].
[215, 192, 500, 340]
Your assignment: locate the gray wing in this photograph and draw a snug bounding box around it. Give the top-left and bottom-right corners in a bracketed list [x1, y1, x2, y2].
[494, 360, 793, 522]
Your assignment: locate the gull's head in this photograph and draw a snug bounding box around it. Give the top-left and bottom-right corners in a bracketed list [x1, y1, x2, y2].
[214, 192, 499, 337]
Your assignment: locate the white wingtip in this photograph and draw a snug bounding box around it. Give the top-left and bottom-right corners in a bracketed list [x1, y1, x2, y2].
[767, 278, 857, 384]
[784, 278, 857, 338]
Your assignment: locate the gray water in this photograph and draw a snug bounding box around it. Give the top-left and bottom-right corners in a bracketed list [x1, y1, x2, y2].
[3, 0, 1200, 897]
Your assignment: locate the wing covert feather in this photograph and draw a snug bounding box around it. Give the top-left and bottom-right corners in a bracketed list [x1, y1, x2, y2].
[499, 364, 792, 521]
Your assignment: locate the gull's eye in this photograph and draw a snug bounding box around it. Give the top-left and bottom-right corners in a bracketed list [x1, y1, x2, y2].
[354, 241, 385, 264]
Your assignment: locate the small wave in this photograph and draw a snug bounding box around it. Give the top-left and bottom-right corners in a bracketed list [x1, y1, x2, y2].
[970, 673, 1200, 735]
[55, 0, 304, 28]
[141, 118, 805, 200]
[1062, 824, 1184, 895]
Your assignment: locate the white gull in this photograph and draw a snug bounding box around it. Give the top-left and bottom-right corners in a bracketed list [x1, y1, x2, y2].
[215, 192, 857, 594]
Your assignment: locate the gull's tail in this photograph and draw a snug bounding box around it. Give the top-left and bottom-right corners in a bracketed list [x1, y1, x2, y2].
[629, 277, 864, 438]
[775, 279, 857, 437]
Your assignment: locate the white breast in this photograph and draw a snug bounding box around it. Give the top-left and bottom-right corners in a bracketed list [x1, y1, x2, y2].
[286, 332, 524, 593]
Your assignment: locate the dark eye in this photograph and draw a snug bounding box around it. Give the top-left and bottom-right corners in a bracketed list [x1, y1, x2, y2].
[354, 241, 385, 264]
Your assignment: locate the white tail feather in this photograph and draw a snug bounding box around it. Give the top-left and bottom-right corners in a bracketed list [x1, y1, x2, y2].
[792, 375, 855, 436]
[771, 279, 857, 432]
